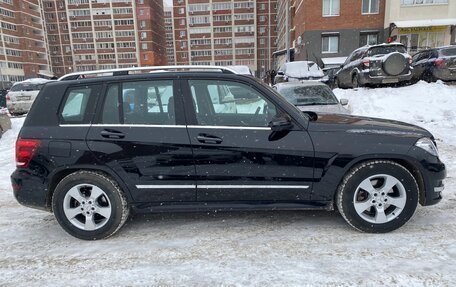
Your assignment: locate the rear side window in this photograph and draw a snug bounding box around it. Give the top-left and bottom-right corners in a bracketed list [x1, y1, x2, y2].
[10, 83, 44, 92]
[61, 87, 92, 123]
[441, 48, 456, 56]
[101, 80, 175, 125]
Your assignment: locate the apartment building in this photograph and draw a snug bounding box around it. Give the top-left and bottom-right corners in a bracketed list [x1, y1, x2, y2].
[164, 5, 176, 65]
[385, 0, 456, 53]
[275, 0, 386, 67]
[0, 0, 52, 85]
[42, 0, 167, 77]
[171, 0, 277, 77]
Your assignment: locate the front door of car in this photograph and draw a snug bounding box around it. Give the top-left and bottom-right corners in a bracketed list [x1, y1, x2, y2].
[183, 78, 314, 202]
[86, 79, 196, 203]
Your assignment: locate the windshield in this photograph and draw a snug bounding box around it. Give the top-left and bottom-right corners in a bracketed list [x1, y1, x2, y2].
[279, 85, 339, 106]
[10, 83, 43, 92]
[441, 47, 456, 57]
[367, 45, 406, 56]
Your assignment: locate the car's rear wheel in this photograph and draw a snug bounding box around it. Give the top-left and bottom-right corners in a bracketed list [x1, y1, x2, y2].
[336, 160, 419, 233]
[52, 171, 129, 240]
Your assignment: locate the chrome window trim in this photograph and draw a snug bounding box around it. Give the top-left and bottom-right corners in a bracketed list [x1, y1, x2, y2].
[59, 124, 271, 130]
[136, 185, 309, 189]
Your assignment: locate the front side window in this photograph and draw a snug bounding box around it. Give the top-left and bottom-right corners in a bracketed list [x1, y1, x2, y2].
[323, 0, 340, 16]
[322, 35, 339, 53]
[101, 80, 175, 125]
[188, 80, 277, 127]
[61, 87, 92, 123]
[362, 0, 379, 14]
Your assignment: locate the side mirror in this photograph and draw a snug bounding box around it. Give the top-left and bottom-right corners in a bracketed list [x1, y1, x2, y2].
[339, 64, 344, 69]
[340, 98, 349, 106]
[277, 71, 285, 76]
[268, 115, 293, 132]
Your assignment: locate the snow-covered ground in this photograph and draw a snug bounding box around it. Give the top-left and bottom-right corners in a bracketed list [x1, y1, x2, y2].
[0, 81, 455, 286]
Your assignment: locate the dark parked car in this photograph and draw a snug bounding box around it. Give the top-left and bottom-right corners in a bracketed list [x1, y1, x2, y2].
[12, 66, 445, 240]
[411, 45, 456, 82]
[336, 43, 413, 88]
[274, 61, 326, 84]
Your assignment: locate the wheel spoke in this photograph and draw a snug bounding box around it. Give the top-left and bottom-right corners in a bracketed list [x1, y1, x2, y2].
[374, 206, 387, 223]
[383, 175, 399, 192]
[358, 178, 376, 195]
[64, 207, 82, 219]
[386, 195, 406, 209]
[67, 186, 85, 203]
[84, 214, 96, 230]
[96, 206, 112, 219]
[90, 186, 105, 201]
[354, 200, 373, 214]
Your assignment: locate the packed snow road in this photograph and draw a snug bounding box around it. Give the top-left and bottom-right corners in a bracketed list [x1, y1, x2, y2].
[0, 81, 455, 286]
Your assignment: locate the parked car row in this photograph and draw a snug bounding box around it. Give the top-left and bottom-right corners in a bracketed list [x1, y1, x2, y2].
[274, 44, 456, 89]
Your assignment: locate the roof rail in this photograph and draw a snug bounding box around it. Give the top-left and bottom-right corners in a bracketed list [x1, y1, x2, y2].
[58, 65, 237, 81]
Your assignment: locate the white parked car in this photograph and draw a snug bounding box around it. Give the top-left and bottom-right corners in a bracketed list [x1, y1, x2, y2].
[274, 61, 326, 84]
[225, 65, 254, 76]
[6, 78, 53, 115]
[274, 81, 350, 114]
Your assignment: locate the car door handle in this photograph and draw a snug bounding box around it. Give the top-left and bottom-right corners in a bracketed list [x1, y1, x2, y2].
[100, 129, 125, 139]
[197, 134, 223, 144]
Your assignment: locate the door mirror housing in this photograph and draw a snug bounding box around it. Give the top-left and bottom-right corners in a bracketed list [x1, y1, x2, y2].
[340, 98, 349, 106]
[277, 71, 285, 76]
[269, 115, 293, 132]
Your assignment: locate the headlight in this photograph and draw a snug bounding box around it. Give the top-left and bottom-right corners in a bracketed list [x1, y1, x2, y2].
[415, 137, 439, 157]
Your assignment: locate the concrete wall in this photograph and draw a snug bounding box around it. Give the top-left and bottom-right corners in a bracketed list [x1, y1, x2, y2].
[295, 28, 385, 61]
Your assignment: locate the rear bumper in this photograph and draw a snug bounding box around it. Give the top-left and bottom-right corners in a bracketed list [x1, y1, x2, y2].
[11, 169, 51, 212]
[7, 101, 33, 114]
[432, 69, 456, 81]
[359, 71, 413, 85]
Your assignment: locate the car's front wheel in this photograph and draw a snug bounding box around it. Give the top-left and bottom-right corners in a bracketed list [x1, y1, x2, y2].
[336, 160, 419, 233]
[52, 171, 129, 240]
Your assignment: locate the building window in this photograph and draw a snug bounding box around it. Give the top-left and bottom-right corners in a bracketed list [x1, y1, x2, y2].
[142, 43, 148, 50]
[323, 0, 340, 16]
[362, 0, 379, 14]
[359, 32, 378, 46]
[322, 34, 339, 53]
[178, 8, 184, 14]
[401, 0, 447, 5]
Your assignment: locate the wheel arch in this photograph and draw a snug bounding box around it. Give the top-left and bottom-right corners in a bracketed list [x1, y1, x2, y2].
[330, 155, 426, 206]
[46, 165, 134, 211]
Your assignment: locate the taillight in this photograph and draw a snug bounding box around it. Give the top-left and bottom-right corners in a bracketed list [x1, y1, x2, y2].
[408, 57, 412, 64]
[6, 94, 10, 101]
[363, 59, 370, 67]
[16, 139, 40, 168]
[435, 58, 445, 68]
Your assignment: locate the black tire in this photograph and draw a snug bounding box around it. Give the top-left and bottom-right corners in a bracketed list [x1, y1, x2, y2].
[336, 160, 419, 233]
[52, 171, 129, 240]
[352, 74, 361, 88]
[422, 71, 436, 83]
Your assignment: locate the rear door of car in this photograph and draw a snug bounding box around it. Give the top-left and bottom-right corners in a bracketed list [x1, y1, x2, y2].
[182, 76, 314, 202]
[86, 77, 196, 203]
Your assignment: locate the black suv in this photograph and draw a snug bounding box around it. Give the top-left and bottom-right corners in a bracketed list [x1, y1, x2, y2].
[11, 66, 445, 240]
[336, 43, 413, 88]
[411, 45, 456, 83]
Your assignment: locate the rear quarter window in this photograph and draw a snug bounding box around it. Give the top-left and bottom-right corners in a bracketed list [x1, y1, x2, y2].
[60, 86, 96, 124]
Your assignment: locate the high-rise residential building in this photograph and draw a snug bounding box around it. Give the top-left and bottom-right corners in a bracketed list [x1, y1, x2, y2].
[164, 5, 176, 65]
[42, 0, 167, 77]
[0, 0, 52, 84]
[171, 0, 277, 77]
[385, 0, 456, 53]
[276, 0, 386, 67]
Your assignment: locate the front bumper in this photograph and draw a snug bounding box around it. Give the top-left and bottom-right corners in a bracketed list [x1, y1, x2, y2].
[407, 146, 446, 206]
[359, 71, 413, 85]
